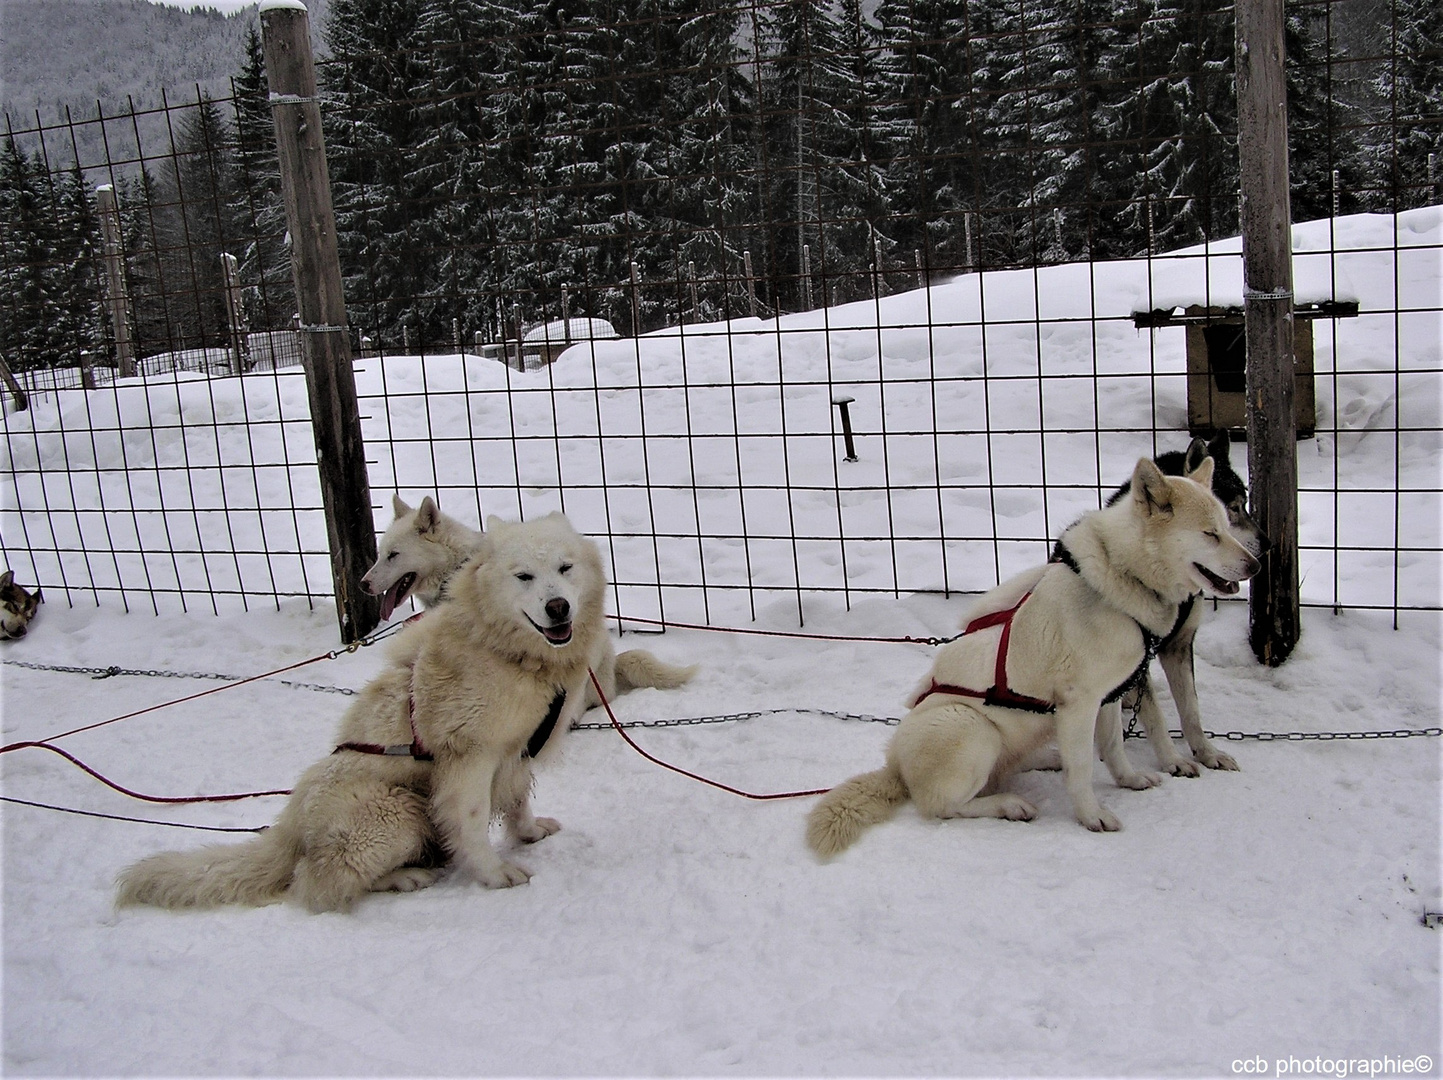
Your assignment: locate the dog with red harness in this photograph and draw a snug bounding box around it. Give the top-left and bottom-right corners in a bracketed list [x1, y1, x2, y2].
[806, 455, 1259, 857]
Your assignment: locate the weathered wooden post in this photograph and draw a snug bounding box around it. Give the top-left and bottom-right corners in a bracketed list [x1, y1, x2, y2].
[95, 184, 136, 379]
[220, 252, 248, 373]
[261, 0, 379, 643]
[1236, 0, 1300, 665]
[0, 354, 28, 412]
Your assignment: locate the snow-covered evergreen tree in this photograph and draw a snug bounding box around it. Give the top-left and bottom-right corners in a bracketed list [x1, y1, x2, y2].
[1377, 0, 1442, 209]
[230, 24, 294, 331]
[874, 0, 978, 274]
[322, 0, 431, 344]
[757, 0, 879, 310]
[0, 136, 59, 368]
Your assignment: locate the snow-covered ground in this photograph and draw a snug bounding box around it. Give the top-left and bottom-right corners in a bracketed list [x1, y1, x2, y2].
[1, 210, 1440, 1075]
[1, 597, 1439, 1074]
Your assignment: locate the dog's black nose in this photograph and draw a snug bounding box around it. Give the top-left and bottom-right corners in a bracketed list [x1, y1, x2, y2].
[545, 597, 570, 623]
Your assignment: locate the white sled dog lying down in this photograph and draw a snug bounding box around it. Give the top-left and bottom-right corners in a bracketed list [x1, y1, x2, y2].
[806, 457, 1260, 857]
[362, 493, 696, 707]
[118, 514, 638, 912]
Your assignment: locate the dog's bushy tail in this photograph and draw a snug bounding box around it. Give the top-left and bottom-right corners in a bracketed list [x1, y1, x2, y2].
[806, 764, 909, 858]
[614, 649, 697, 693]
[115, 830, 298, 910]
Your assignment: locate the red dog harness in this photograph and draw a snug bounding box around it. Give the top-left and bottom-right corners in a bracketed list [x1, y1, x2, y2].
[911, 590, 1055, 714]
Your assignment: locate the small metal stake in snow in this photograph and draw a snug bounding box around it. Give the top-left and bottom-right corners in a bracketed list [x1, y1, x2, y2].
[833, 396, 859, 462]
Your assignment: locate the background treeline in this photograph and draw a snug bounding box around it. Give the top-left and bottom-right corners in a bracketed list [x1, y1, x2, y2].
[319, 0, 1440, 342]
[1, 0, 1438, 370]
[1, 27, 291, 370]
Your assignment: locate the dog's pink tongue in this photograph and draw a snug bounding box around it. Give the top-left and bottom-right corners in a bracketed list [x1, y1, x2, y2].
[379, 585, 400, 622]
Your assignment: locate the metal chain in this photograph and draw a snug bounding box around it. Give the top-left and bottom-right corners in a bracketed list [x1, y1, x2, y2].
[573, 707, 903, 731]
[6, 661, 1438, 742]
[1, 658, 359, 695]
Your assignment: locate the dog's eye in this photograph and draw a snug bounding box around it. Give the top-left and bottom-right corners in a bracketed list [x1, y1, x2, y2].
[386, 551, 397, 561]
[1204, 530, 1221, 542]
[516, 572, 534, 582]
[558, 563, 572, 574]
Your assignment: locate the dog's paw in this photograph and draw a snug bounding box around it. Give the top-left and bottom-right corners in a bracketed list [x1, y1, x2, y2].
[995, 794, 1038, 821]
[1079, 806, 1122, 832]
[1199, 749, 1240, 771]
[1165, 758, 1202, 778]
[513, 817, 561, 843]
[1116, 770, 1163, 790]
[476, 861, 532, 889]
[374, 867, 439, 893]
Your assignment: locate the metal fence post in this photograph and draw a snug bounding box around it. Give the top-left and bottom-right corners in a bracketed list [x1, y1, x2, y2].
[261, 0, 379, 643]
[95, 184, 136, 379]
[1236, 0, 1300, 665]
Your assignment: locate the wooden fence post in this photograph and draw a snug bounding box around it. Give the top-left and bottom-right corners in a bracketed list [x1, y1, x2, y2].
[0, 354, 28, 412]
[220, 252, 248, 373]
[261, 0, 379, 643]
[95, 184, 136, 379]
[1236, 0, 1300, 666]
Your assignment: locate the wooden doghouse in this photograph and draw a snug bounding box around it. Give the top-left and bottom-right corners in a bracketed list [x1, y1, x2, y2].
[1133, 301, 1358, 439]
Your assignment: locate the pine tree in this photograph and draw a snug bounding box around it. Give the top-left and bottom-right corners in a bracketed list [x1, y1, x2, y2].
[0, 136, 56, 368]
[666, 0, 758, 320]
[757, 0, 878, 310]
[874, 0, 979, 274]
[1379, 0, 1442, 209]
[230, 23, 294, 330]
[322, 0, 431, 345]
[48, 163, 102, 364]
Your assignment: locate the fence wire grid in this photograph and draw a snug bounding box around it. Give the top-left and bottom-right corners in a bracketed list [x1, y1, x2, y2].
[1, 0, 1439, 628]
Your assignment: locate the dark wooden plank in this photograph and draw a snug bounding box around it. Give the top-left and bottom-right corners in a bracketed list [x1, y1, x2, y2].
[261, 1, 379, 643]
[1236, 0, 1300, 665]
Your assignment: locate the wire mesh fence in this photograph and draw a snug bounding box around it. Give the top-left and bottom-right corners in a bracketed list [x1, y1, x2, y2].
[1, 0, 1438, 626]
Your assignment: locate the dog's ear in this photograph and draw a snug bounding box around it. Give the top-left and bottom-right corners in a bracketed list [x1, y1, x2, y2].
[33, 587, 43, 605]
[415, 497, 439, 533]
[0, 570, 12, 590]
[1206, 429, 1232, 467]
[1132, 458, 1173, 516]
[1183, 437, 1211, 476]
[485, 515, 505, 533]
[1185, 454, 1215, 490]
[392, 492, 412, 517]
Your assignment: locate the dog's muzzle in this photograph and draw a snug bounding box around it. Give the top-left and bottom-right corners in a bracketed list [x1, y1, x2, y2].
[528, 598, 573, 646]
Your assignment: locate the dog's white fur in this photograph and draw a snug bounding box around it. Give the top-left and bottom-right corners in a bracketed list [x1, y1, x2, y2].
[806, 458, 1260, 857]
[362, 494, 695, 706]
[363, 494, 484, 617]
[117, 514, 618, 912]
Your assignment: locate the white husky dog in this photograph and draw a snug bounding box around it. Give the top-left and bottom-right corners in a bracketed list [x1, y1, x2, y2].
[806, 457, 1260, 857]
[118, 514, 626, 912]
[362, 494, 695, 706]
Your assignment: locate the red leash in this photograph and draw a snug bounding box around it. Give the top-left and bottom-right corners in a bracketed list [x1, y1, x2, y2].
[587, 669, 829, 801]
[0, 740, 290, 803]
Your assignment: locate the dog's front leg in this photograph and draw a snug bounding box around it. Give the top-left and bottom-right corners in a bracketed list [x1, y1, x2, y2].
[496, 757, 560, 844]
[1056, 702, 1121, 831]
[1158, 640, 1239, 771]
[431, 753, 532, 888]
[1095, 699, 1163, 790]
[1129, 679, 1201, 777]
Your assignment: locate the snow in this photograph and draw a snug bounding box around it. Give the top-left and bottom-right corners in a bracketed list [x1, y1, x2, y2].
[2, 212, 1440, 1075]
